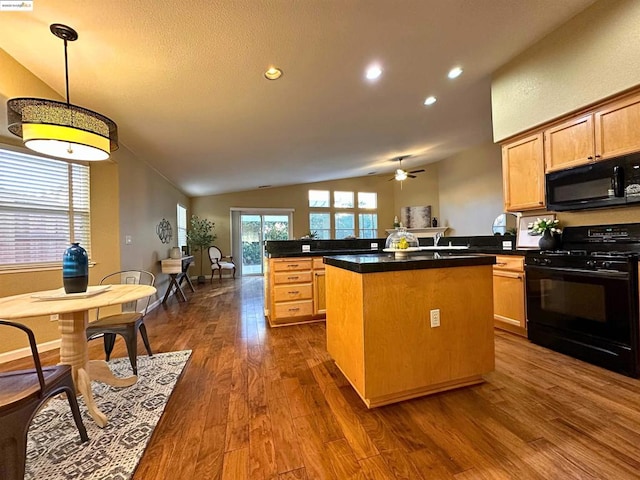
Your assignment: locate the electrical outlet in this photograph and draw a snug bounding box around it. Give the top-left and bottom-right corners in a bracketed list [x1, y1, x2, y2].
[125, 235, 132, 245]
[370, 242, 378, 249]
[430, 309, 440, 328]
[50, 314, 59, 321]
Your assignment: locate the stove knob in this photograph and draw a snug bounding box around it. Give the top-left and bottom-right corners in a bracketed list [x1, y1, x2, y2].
[602, 261, 612, 269]
[531, 257, 539, 265]
[542, 258, 551, 266]
[586, 260, 596, 268]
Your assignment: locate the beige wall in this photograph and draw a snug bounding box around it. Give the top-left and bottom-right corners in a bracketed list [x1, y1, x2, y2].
[492, 0, 640, 142]
[437, 142, 504, 236]
[116, 150, 190, 297]
[392, 163, 440, 226]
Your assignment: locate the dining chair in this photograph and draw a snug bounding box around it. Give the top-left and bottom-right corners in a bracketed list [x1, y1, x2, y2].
[86, 270, 155, 375]
[0, 320, 88, 480]
[208, 246, 236, 282]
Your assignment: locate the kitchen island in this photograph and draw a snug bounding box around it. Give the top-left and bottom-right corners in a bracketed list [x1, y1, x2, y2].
[324, 252, 496, 408]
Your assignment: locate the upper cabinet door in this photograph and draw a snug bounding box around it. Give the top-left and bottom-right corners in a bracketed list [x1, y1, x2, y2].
[595, 92, 640, 160]
[502, 133, 545, 212]
[544, 114, 595, 173]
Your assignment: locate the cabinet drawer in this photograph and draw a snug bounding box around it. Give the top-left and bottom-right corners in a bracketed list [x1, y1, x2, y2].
[274, 271, 313, 284]
[274, 300, 313, 319]
[274, 284, 313, 302]
[312, 257, 325, 270]
[493, 255, 524, 272]
[272, 259, 313, 272]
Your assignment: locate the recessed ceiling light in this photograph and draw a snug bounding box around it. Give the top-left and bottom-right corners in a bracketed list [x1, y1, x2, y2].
[424, 96, 437, 106]
[264, 67, 283, 80]
[448, 66, 463, 79]
[365, 64, 382, 81]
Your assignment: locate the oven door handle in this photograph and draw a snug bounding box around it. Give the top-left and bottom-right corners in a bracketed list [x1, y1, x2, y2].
[525, 265, 630, 279]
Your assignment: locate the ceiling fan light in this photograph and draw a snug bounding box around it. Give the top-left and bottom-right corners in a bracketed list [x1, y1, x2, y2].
[395, 170, 408, 181]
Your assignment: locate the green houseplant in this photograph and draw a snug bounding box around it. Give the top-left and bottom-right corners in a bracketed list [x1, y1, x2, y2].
[187, 215, 216, 283]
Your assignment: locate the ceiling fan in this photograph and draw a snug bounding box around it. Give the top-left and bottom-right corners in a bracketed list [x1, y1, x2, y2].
[388, 156, 425, 181]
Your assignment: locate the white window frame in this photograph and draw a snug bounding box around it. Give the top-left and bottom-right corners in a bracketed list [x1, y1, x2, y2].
[177, 204, 188, 250]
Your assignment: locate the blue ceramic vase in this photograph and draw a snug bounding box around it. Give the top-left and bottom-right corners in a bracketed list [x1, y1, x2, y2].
[63, 243, 88, 293]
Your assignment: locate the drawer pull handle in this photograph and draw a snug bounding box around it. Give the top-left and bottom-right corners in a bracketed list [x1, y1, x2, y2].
[287, 264, 299, 268]
[287, 276, 299, 280]
[496, 262, 507, 266]
[288, 307, 300, 312]
[288, 290, 299, 294]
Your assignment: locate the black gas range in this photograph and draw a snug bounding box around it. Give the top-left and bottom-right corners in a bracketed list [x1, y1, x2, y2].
[525, 223, 640, 377]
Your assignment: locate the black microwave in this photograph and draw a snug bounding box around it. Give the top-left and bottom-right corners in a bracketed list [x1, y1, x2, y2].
[546, 152, 640, 211]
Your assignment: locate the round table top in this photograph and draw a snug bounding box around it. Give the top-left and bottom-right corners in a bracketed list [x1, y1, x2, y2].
[0, 284, 157, 319]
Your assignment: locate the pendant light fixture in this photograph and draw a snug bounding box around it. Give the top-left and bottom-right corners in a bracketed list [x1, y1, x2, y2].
[6, 24, 118, 161]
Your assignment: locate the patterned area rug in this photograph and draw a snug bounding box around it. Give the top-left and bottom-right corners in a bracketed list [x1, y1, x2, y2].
[25, 350, 192, 480]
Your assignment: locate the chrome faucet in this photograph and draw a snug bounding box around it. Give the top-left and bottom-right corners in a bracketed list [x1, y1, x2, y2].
[434, 232, 442, 246]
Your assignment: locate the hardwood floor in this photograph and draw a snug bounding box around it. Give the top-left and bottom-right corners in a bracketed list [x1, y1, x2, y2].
[6, 276, 640, 479]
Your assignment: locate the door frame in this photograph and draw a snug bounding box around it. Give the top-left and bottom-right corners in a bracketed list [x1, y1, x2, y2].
[230, 208, 294, 276]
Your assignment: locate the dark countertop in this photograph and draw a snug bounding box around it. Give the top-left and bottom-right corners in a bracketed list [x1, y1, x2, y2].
[323, 252, 496, 274]
[267, 248, 528, 258]
[268, 249, 381, 258]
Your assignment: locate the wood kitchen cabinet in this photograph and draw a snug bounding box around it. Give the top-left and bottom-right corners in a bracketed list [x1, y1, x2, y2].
[493, 255, 526, 337]
[502, 133, 545, 212]
[545, 91, 640, 173]
[266, 256, 326, 327]
[312, 257, 326, 316]
[544, 114, 595, 172]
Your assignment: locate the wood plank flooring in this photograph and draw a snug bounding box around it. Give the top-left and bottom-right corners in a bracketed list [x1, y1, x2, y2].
[5, 276, 640, 479]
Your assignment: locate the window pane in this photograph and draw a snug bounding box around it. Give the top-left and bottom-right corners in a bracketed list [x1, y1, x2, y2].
[334, 191, 354, 208]
[358, 213, 378, 239]
[177, 204, 187, 248]
[263, 215, 290, 240]
[358, 192, 377, 209]
[0, 149, 91, 267]
[310, 212, 331, 239]
[335, 213, 354, 238]
[309, 190, 330, 208]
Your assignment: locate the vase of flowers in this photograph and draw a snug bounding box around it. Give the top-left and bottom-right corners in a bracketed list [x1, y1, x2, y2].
[528, 217, 562, 251]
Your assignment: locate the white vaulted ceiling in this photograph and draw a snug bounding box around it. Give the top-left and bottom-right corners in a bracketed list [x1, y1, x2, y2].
[0, 0, 595, 196]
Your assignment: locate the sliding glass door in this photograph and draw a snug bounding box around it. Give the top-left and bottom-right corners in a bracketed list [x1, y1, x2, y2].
[233, 210, 292, 276]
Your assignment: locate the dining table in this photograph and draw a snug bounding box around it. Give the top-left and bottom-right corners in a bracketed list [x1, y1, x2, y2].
[0, 283, 156, 427]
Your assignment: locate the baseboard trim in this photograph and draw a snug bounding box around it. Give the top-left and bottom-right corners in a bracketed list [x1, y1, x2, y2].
[0, 338, 61, 364]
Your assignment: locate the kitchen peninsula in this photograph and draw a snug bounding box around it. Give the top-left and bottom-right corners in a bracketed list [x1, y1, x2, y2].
[324, 252, 496, 408]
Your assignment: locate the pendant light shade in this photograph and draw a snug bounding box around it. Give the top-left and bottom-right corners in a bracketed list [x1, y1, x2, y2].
[6, 24, 118, 161]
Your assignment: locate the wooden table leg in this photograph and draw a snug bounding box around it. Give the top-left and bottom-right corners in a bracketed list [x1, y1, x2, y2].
[59, 310, 136, 428]
[163, 274, 188, 302]
[182, 272, 196, 292]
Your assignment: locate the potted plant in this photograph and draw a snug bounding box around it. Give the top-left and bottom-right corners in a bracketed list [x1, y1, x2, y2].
[187, 215, 216, 283]
[528, 217, 562, 250]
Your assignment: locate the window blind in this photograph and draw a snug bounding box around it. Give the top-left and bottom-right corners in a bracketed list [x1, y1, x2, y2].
[0, 148, 91, 268]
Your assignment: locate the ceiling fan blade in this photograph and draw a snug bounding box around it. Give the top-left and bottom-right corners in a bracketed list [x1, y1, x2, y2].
[408, 174, 417, 179]
[409, 169, 425, 174]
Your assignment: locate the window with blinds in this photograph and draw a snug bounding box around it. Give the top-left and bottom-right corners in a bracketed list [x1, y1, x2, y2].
[0, 148, 91, 269]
